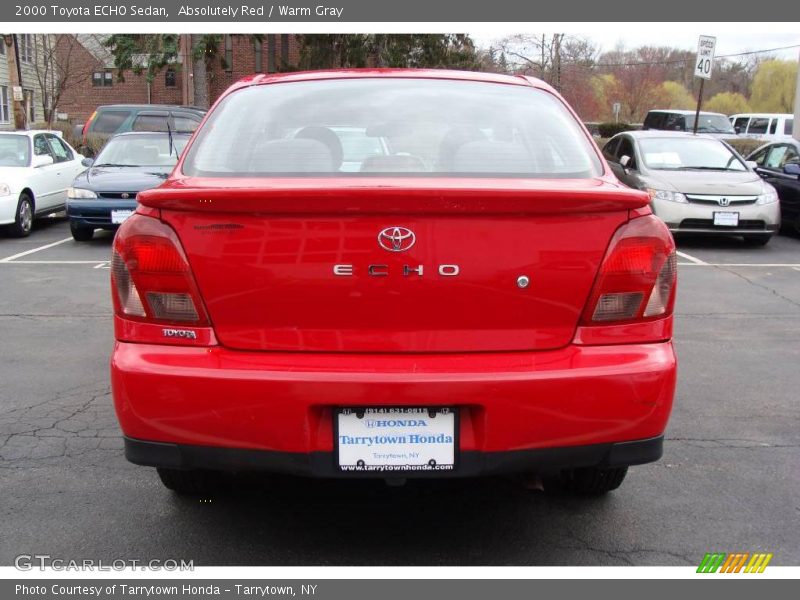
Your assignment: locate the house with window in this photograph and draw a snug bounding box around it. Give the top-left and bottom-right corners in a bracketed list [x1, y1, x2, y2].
[0, 34, 52, 130]
[55, 34, 300, 126]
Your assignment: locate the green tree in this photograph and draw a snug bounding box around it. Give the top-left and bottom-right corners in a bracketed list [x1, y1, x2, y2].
[104, 34, 179, 84]
[704, 92, 751, 115]
[749, 59, 797, 113]
[298, 34, 481, 70]
[661, 81, 695, 110]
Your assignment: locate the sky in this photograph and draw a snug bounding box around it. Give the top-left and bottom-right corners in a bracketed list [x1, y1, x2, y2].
[473, 24, 800, 60]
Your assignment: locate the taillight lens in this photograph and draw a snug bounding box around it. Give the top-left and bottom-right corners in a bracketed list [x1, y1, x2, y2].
[111, 214, 209, 326]
[82, 111, 96, 141]
[583, 215, 677, 325]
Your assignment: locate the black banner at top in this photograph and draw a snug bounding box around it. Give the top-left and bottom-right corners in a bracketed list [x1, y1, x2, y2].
[4, 0, 800, 23]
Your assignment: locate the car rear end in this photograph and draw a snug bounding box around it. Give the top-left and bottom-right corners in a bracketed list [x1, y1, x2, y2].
[109, 72, 678, 494]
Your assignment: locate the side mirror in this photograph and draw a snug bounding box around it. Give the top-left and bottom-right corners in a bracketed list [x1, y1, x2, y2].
[81, 157, 95, 168]
[620, 155, 633, 170]
[745, 160, 759, 170]
[32, 154, 54, 168]
[784, 163, 800, 177]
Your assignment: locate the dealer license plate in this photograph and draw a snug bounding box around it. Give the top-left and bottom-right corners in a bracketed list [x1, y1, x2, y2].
[111, 209, 134, 225]
[713, 211, 739, 227]
[337, 407, 456, 473]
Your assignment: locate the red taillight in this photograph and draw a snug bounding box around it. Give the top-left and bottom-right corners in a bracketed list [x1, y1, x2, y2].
[82, 111, 96, 142]
[111, 214, 210, 330]
[582, 214, 677, 325]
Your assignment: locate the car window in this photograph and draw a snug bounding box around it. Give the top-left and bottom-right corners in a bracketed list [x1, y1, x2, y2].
[33, 134, 53, 158]
[47, 134, 73, 163]
[643, 113, 664, 130]
[92, 110, 131, 134]
[749, 147, 769, 166]
[615, 137, 636, 168]
[183, 78, 603, 178]
[602, 137, 620, 161]
[94, 134, 190, 167]
[765, 145, 800, 168]
[733, 117, 749, 134]
[132, 113, 170, 132]
[786, 119, 795, 135]
[663, 114, 685, 131]
[638, 137, 746, 171]
[747, 118, 770, 135]
[0, 134, 31, 167]
[769, 120, 778, 134]
[171, 114, 201, 132]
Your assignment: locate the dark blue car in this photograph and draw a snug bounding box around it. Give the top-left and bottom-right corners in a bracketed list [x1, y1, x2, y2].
[67, 131, 190, 241]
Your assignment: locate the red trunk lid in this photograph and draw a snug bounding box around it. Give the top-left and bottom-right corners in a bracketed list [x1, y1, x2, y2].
[144, 178, 646, 353]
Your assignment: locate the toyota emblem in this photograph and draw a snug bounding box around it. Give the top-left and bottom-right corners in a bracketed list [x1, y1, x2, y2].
[121, 193, 130, 199]
[378, 226, 416, 252]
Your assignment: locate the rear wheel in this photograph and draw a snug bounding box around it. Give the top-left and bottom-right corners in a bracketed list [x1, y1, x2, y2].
[70, 221, 94, 242]
[743, 234, 772, 246]
[548, 466, 628, 496]
[7, 193, 34, 238]
[156, 467, 219, 496]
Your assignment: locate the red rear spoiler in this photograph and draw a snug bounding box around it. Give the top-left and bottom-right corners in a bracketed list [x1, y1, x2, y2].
[138, 178, 649, 215]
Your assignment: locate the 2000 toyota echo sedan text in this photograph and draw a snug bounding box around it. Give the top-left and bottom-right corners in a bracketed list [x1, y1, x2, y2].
[110, 70, 678, 496]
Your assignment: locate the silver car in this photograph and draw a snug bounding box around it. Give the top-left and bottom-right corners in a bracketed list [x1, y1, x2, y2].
[603, 131, 780, 245]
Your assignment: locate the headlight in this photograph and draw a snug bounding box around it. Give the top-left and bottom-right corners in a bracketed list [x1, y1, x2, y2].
[756, 191, 779, 205]
[67, 187, 97, 199]
[0, 183, 10, 197]
[647, 188, 687, 204]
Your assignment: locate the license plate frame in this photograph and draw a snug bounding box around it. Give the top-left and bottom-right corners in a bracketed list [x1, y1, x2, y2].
[713, 211, 740, 227]
[111, 209, 134, 225]
[335, 407, 458, 474]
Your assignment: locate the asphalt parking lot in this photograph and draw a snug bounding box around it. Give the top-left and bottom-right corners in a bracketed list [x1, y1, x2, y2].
[1, 216, 798, 567]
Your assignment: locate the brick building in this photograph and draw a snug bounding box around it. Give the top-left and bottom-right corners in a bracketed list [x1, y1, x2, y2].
[55, 34, 301, 125]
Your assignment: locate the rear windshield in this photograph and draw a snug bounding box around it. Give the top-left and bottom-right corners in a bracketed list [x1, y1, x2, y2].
[182, 78, 602, 178]
[0, 134, 31, 167]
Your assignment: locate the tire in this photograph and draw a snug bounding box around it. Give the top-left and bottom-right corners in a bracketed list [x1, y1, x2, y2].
[743, 234, 772, 246]
[549, 466, 628, 496]
[7, 193, 34, 238]
[156, 468, 219, 496]
[70, 221, 94, 242]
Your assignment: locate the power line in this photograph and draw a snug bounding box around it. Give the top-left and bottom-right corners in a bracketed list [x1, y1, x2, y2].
[509, 43, 800, 70]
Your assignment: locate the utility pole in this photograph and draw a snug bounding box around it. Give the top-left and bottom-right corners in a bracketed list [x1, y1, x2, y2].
[3, 35, 26, 129]
[793, 49, 799, 142]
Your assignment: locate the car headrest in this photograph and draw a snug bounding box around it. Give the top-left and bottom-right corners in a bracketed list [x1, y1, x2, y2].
[249, 138, 335, 173]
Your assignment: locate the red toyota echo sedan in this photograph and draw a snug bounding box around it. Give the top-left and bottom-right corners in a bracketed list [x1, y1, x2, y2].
[110, 70, 677, 496]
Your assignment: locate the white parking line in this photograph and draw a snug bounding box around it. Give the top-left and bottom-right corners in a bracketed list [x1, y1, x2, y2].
[676, 250, 708, 265]
[0, 237, 72, 262]
[0, 260, 107, 265]
[679, 263, 800, 267]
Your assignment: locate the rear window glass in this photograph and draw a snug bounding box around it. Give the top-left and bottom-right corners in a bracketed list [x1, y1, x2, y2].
[0, 134, 31, 167]
[182, 78, 602, 178]
[92, 110, 131, 134]
[132, 114, 170, 132]
[786, 119, 795, 135]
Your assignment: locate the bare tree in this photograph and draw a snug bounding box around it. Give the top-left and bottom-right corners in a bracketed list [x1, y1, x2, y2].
[31, 35, 92, 128]
[498, 34, 597, 93]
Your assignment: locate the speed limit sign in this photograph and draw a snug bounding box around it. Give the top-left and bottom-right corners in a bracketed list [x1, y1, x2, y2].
[695, 35, 716, 80]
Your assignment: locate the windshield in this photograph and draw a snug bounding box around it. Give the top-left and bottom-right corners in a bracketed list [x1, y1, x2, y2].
[95, 134, 189, 167]
[0, 134, 31, 167]
[639, 137, 747, 171]
[182, 78, 603, 178]
[686, 114, 736, 134]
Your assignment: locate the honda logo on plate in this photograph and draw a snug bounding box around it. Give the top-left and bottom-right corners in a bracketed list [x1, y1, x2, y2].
[378, 227, 416, 252]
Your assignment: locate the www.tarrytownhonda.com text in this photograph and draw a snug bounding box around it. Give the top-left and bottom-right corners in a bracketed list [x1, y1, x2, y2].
[14, 555, 194, 571]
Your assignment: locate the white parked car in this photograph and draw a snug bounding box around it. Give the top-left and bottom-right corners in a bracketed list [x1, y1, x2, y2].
[730, 113, 795, 141]
[0, 130, 86, 237]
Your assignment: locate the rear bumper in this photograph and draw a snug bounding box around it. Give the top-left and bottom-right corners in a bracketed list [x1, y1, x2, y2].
[111, 340, 676, 476]
[124, 435, 664, 478]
